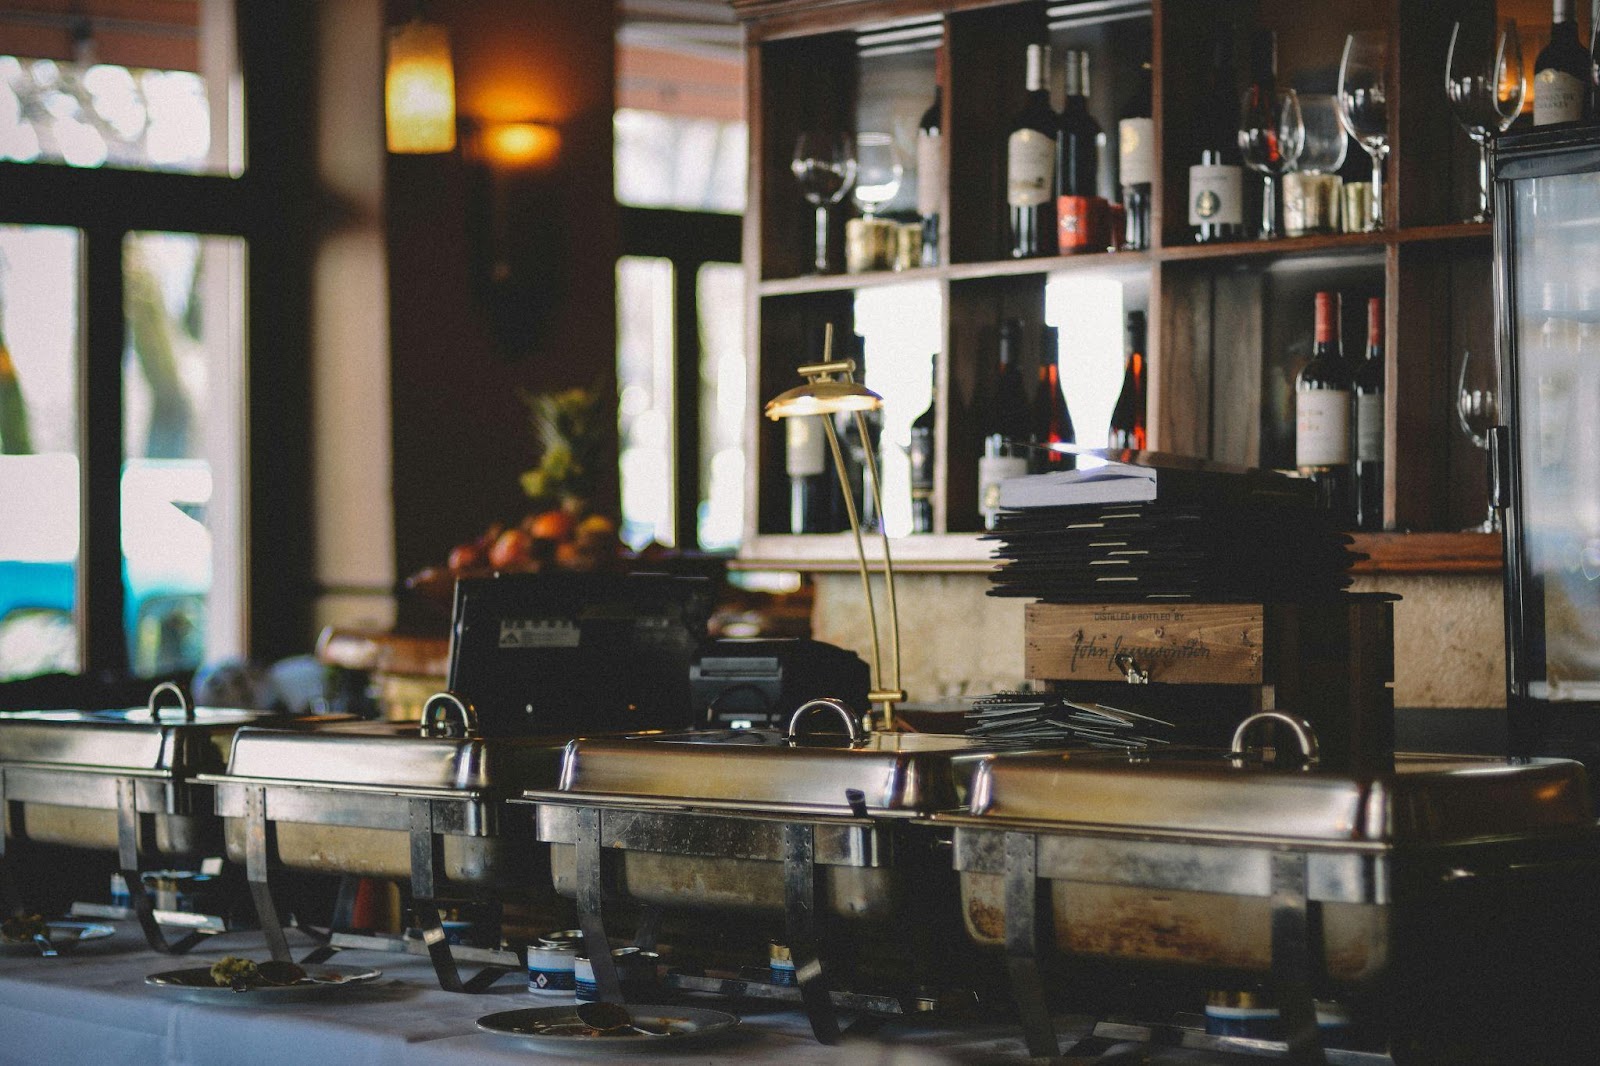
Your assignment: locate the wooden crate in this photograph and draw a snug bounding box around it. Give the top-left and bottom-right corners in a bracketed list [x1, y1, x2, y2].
[1025, 596, 1395, 772]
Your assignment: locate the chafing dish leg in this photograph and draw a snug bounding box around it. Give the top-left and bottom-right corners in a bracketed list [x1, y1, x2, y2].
[113, 777, 208, 955]
[408, 799, 515, 994]
[574, 806, 625, 1003]
[1269, 851, 1327, 1066]
[243, 784, 294, 963]
[1003, 831, 1059, 1058]
[784, 822, 842, 1045]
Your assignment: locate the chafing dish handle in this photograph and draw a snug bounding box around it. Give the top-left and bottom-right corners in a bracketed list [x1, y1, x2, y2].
[420, 691, 480, 739]
[785, 698, 866, 747]
[1230, 711, 1320, 766]
[147, 681, 194, 722]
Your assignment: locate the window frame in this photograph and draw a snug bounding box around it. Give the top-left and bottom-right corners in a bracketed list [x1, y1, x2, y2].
[618, 204, 740, 550]
[0, 4, 315, 677]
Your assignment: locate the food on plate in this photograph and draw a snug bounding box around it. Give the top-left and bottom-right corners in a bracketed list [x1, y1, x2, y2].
[0, 914, 46, 943]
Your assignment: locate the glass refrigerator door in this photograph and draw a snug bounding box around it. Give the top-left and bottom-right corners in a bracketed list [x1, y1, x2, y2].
[1504, 153, 1600, 701]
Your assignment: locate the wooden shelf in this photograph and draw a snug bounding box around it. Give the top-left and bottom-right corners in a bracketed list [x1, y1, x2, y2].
[755, 223, 1489, 296]
[1347, 531, 1503, 575]
[736, 530, 1503, 575]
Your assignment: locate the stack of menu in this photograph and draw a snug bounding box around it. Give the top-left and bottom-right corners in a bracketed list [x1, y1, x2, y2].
[985, 455, 1359, 603]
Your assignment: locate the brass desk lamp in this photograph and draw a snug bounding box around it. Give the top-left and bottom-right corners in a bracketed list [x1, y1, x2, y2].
[764, 323, 905, 729]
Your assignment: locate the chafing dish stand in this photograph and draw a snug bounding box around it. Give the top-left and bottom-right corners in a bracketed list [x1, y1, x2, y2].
[207, 694, 525, 993]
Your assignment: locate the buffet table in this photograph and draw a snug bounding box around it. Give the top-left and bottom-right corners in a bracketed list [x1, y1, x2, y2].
[0, 925, 1091, 1065]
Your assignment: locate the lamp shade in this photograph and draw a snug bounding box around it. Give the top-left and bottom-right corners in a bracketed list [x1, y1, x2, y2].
[764, 380, 884, 420]
[386, 19, 456, 154]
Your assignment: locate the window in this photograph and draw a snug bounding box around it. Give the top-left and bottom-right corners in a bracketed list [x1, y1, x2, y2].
[0, 4, 309, 683]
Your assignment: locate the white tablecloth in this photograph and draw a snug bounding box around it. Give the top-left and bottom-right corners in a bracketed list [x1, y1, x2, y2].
[0, 925, 1083, 1065]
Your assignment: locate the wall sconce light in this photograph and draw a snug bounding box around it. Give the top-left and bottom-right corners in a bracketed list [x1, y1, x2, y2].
[464, 119, 564, 356]
[386, 16, 456, 154]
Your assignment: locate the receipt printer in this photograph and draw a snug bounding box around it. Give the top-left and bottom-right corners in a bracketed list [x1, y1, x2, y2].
[690, 638, 870, 729]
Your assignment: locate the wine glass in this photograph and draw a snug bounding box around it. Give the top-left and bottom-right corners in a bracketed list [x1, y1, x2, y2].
[1239, 88, 1303, 239]
[1446, 20, 1525, 223]
[1294, 93, 1349, 174]
[1282, 93, 1347, 236]
[1338, 31, 1390, 231]
[792, 132, 857, 274]
[1457, 345, 1501, 532]
[852, 131, 903, 219]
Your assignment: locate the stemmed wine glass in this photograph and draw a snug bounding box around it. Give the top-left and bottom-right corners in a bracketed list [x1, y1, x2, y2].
[1457, 345, 1502, 532]
[1446, 20, 1525, 223]
[1239, 88, 1304, 239]
[852, 131, 903, 219]
[792, 132, 857, 274]
[1338, 31, 1390, 231]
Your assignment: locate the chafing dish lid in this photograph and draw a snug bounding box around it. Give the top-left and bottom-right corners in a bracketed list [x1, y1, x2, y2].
[541, 732, 1031, 814]
[963, 750, 1594, 844]
[219, 726, 569, 793]
[0, 707, 289, 772]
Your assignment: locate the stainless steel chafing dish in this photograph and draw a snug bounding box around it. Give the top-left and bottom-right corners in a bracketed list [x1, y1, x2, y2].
[520, 700, 1028, 1042]
[198, 692, 571, 992]
[940, 711, 1600, 1060]
[0, 682, 337, 954]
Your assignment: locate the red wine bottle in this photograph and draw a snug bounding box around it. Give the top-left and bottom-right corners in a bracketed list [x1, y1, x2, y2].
[1030, 325, 1075, 471]
[1108, 311, 1147, 451]
[1354, 297, 1385, 531]
[1055, 50, 1103, 253]
[917, 47, 944, 267]
[1008, 44, 1057, 258]
[1295, 292, 1354, 525]
[979, 319, 1030, 528]
[1536, 0, 1589, 124]
[1190, 30, 1243, 243]
[1119, 58, 1153, 251]
[909, 356, 936, 533]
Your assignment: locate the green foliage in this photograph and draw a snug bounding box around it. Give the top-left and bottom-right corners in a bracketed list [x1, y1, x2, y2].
[519, 385, 608, 504]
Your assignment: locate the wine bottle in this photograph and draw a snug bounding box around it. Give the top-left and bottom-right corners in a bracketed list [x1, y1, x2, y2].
[1055, 50, 1105, 254]
[1191, 30, 1244, 243]
[1108, 310, 1148, 451]
[909, 356, 937, 533]
[1589, 0, 1600, 119]
[979, 319, 1031, 529]
[1295, 291, 1354, 525]
[1353, 297, 1385, 531]
[1536, 0, 1589, 125]
[1119, 58, 1153, 251]
[1030, 325, 1075, 471]
[788, 326, 842, 533]
[917, 46, 944, 267]
[1008, 44, 1057, 259]
[837, 332, 882, 531]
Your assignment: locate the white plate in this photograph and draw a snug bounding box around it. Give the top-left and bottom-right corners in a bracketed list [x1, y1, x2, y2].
[476, 1004, 740, 1055]
[144, 962, 382, 1004]
[0, 921, 116, 956]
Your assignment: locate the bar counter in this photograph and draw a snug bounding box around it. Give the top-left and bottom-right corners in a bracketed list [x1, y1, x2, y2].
[0, 925, 1084, 1065]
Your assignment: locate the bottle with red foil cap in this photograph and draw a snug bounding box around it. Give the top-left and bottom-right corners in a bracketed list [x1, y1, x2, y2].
[1295, 291, 1354, 526]
[1353, 296, 1385, 530]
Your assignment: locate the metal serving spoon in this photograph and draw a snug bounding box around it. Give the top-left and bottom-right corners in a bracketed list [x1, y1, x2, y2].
[574, 1001, 670, 1036]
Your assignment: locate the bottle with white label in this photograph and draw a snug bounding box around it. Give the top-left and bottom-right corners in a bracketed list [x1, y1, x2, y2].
[917, 46, 944, 266]
[979, 319, 1030, 529]
[1353, 297, 1385, 531]
[1535, 0, 1589, 125]
[1295, 291, 1354, 526]
[1191, 31, 1243, 243]
[1008, 44, 1057, 258]
[1119, 59, 1153, 250]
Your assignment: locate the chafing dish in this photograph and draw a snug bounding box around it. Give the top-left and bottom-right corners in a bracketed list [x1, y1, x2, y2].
[199, 692, 571, 992]
[940, 711, 1600, 1060]
[0, 682, 337, 954]
[520, 699, 1031, 1042]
